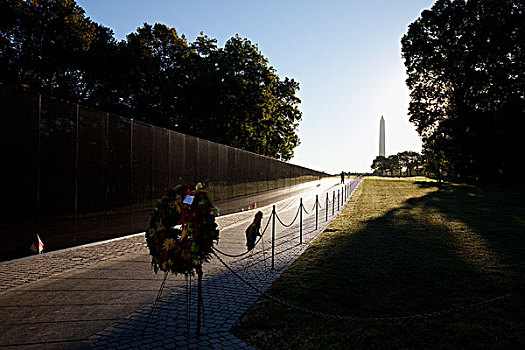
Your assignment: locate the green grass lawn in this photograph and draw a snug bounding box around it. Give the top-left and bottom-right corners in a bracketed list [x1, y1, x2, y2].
[232, 179, 524, 349]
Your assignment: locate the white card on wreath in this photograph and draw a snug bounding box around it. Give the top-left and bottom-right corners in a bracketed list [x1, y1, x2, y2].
[183, 195, 194, 205]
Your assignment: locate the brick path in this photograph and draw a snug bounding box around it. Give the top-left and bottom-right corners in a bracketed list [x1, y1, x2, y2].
[0, 178, 361, 349]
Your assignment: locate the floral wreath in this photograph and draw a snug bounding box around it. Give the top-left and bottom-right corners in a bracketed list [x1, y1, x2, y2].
[146, 183, 220, 275]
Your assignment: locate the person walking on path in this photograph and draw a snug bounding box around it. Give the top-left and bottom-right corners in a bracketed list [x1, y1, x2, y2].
[245, 211, 263, 251]
[340, 171, 345, 184]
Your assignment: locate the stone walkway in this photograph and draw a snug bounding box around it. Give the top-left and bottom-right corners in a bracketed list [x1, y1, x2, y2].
[0, 178, 361, 349]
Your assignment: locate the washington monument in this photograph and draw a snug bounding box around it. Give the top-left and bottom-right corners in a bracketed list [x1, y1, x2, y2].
[379, 116, 385, 156]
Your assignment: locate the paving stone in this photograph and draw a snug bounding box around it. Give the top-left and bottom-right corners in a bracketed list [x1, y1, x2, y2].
[150, 341, 164, 348]
[0, 179, 361, 350]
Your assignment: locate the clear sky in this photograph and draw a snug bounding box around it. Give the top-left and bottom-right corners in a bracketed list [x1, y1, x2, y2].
[77, 0, 436, 174]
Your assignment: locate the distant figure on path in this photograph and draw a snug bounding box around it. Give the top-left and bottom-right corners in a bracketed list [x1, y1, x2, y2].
[246, 211, 263, 251]
[340, 171, 345, 184]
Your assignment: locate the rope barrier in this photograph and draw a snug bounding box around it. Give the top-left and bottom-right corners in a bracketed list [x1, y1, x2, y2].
[214, 216, 272, 258]
[215, 179, 357, 259]
[275, 205, 301, 227]
[211, 250, 521, 323]
[302, 202, 310, 215]
[211, 179, 521, 323]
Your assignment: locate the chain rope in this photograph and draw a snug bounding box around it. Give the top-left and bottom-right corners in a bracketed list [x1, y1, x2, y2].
[302, 202, 310, 215]
[275, 205, 301, 227]
[312, 198, 322, 211]
[215, 180, 355, 259]
[214, 215, 272, 258]
[212, 250, 520, 323]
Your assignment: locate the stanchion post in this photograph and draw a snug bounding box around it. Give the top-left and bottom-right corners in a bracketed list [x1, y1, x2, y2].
[271, 205, 275, 270]
[196, 266, 203, 337]
[299, 198, 303, 244]
[325, 193, 328, 221]
[332, 191, 335, 215]
[338, 189, 340, 211]
[315, 194, 318, 230]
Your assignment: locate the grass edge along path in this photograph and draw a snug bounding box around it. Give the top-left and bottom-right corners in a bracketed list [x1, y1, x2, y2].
[232, 178, 524, 349]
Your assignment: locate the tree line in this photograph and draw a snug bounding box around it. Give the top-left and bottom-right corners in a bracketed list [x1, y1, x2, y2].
[402, 0, 524, 183]
[371, 151, 422, 177]
[0, 0, 301, 161]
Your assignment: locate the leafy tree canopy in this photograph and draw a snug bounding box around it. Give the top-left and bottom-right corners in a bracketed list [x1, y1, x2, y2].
[371, 151, 422, 176]
[402, 0, 525, 183]
[0, 0, 302, 161]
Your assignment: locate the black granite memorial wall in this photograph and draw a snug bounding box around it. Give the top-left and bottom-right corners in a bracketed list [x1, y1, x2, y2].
[0, 90, 326, 261]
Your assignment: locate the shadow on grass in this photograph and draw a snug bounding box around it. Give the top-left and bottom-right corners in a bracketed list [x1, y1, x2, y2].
[233, 180, 525, 349]
[411, 181, 525, 272]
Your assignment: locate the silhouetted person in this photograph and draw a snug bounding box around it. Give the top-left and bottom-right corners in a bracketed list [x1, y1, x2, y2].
[340, 171, 345, 184]
[246, 211, 263, 251]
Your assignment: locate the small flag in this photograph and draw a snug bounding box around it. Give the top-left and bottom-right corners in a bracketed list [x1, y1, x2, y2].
[37, 234, 44, 254]
[30, 234, 44, 254]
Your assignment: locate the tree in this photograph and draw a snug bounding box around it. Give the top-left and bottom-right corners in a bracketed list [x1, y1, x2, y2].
[397, 151, 410, 176]
[371, 156, 388, 176]
[407, 151, 422, 176]
[402, 0, 525, 183]
[422, 137, 450, 182]
[118, 23, 192, 128]
[398, 150, 421, 176]
[386, 155, 400, 176]
[182, 34, 301, 160]
[80, 24, 124, 112]
[371, 151, 422, 177]
[0, 0, 100, 100]
[0, 1, 303, 162]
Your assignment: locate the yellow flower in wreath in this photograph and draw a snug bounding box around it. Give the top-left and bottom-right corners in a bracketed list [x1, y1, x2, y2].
[163, 238, 175, 251]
